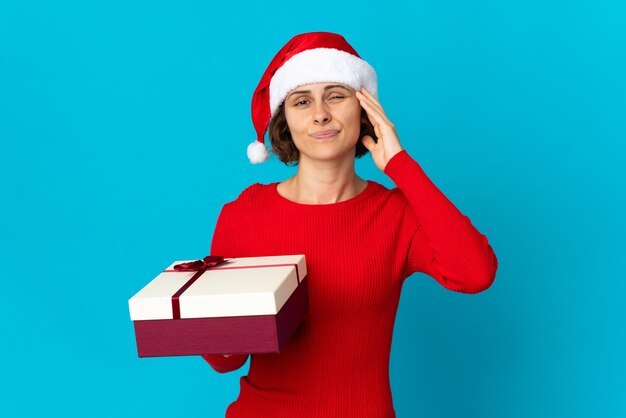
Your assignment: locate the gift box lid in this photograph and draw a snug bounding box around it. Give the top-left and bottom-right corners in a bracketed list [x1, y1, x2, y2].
[128, 255, 307, 321]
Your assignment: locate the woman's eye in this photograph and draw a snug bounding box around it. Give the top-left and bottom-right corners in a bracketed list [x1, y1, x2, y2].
[294, 95, 344, 107]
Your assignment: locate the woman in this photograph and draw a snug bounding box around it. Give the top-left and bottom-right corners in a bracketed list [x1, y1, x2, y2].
[202, 32, 498, 418]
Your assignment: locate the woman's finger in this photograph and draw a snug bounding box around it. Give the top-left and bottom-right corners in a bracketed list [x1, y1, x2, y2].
[358, 87, 385, 114]
[358, 94, 389, 131]
[359, 87, 391, 125]
[365, 109, 383, 140]
[357, 89, 393, 126]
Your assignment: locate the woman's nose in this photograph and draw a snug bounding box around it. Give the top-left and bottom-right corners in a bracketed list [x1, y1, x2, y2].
[313, 103, 331, 124]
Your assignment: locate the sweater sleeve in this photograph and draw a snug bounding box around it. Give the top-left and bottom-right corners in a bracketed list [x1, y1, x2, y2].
[200, 202, 250, 372]
[384, 150, 498, 294]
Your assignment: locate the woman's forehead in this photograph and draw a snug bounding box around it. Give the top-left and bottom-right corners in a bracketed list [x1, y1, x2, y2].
[288, 82, 354, 93]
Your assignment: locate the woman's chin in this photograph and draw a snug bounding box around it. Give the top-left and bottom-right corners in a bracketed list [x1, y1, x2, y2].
[311, 135, 337, 143]
[300, 145, 357, 162]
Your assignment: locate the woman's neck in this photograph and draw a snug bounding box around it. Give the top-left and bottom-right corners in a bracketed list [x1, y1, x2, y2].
[279, 155, 367, 205]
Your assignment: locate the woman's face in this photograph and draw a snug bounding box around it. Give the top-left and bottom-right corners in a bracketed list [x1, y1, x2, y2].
[283, 82, 362, 163]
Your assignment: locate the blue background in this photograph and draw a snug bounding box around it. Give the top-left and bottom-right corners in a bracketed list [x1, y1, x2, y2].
[1, 1, 624, 417]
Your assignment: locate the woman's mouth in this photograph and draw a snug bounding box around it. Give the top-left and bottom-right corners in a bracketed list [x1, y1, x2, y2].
[311, 129, 339, 140]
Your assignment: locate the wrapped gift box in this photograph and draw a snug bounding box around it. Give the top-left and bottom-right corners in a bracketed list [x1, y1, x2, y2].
[128, 254, 308, 357]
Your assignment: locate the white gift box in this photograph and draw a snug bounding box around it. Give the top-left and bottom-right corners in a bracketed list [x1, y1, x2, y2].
[128, 254, 308, 357]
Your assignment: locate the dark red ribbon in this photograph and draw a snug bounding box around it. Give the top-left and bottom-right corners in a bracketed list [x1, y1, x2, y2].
[166, 256, 302, 320]
[170, 255, 227, 319]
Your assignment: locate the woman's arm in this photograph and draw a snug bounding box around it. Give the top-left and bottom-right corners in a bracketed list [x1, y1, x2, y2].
[200, 202, 250, 372]
[384, 150, 498, 293]
[357, 86, 497, 293]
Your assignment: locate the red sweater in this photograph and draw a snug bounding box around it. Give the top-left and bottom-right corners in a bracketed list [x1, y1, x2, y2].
[202, 150, 498, 418]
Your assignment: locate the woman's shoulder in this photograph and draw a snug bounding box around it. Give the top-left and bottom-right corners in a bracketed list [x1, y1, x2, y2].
[227, 182, 275, 206]
[373, 181, 408, 204]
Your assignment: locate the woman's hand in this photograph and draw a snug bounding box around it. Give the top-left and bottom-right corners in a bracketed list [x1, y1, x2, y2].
[356, 86, 404, 171]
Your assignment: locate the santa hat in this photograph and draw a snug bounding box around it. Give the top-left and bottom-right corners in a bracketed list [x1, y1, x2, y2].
[247, 31, 378, 164]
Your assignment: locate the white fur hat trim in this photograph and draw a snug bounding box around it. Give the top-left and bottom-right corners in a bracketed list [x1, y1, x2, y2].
[269, 47, 378, 117]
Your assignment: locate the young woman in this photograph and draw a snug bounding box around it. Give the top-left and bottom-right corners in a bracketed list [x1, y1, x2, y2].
[202, 32, 498, 418]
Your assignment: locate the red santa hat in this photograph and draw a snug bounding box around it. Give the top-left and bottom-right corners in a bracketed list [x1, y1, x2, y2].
[247, 31, 378, 164]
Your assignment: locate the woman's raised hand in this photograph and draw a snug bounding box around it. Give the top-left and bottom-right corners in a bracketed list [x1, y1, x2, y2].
[356, 86, 404, 172]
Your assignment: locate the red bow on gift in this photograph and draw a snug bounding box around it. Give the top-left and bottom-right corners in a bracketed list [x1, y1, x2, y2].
[173, 255, 226, 271]
[169, 255, 227, 319]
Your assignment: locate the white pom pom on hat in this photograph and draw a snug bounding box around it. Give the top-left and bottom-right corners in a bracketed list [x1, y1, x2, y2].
[247, 31, 378, 164]
[247, 140, 269, 164]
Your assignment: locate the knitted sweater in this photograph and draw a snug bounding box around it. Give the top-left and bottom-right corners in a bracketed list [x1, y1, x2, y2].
[202, 150, 498, 418]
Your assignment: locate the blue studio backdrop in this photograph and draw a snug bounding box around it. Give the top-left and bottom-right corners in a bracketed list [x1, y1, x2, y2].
[1, 1, 624, 417]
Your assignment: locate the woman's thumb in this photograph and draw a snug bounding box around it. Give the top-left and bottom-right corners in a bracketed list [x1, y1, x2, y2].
[361, 135, 376, 151]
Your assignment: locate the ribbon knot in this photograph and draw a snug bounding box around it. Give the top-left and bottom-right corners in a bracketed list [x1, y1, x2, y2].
[170, 255, 226, 319]
[173, 255, 226, 271]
